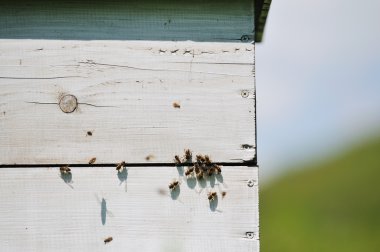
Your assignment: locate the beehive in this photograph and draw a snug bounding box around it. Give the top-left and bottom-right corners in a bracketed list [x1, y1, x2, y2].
[0, 1, 271, 251]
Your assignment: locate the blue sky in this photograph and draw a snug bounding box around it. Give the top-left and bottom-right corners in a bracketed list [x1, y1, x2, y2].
[256, 0, 380, 181]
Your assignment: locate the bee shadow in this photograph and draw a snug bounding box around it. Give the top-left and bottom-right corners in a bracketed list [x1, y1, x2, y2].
[60, 173, 73, 189]
[170, 186, 181, 200]
[207, 174, 216, 188]
[215, 173, 224, 184]
[101, 198, 108, 225]
[95, 194, 113, 226]
[197, 177, 207, 189]
[117, 168, 128, 192]
[209, 196, 219, 212]
[186, 177, 197, 189]
[176, 165, 184, 177]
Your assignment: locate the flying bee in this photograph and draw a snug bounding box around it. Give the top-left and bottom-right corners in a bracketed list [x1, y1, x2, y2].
[89, 157, 96, 164]
[207, 191, 217, 201]
[104, 237, 113, 244]
[59, 165, 71, 174]
[168, 180, 180, 191]
[185, 166, 194, 177]
[174, 155, 182, 165]
[116, 161, 126, 172]
[213, 164, 222, 174]
[183, 149, 192, 162]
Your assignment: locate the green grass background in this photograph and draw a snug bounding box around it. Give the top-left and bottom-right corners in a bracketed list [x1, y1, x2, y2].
[260, 135, 380, 252]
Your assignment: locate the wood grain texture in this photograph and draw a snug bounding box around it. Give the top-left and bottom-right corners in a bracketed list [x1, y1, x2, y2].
[0, 166, 259, 252]
[0, 0, 254, 42]
[0, 40, 256, 165]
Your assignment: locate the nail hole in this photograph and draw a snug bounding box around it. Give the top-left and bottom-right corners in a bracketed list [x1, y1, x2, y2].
[241, 90, 249, 98]
[241, 35, 250, 42]
[241, 144, 254, 150]
[246, 232, 255, 239]
[247, 180, 255, 187]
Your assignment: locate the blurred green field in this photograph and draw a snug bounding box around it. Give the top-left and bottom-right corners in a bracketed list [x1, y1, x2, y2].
[260, 135, 380, 252]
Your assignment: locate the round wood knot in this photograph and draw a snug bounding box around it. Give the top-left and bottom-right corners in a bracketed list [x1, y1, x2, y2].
[59, 94, 78, 113]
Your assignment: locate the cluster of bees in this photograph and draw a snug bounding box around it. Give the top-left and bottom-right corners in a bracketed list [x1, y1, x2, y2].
[170, 149, 226, 202]
[59, 151, 226, 243]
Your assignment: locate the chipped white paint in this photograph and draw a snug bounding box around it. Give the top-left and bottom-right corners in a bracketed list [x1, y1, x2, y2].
[0, 166, 259, 252]
[0, 40, 256, 165]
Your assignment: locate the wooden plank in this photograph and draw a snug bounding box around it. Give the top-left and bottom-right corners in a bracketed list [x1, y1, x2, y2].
[0, 40, 256, 165]
[0, 166, 259, 252]
[0, 0, 254, 42]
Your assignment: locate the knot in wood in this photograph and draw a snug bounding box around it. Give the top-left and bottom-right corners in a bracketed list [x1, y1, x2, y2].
[59, 94, 78, 113]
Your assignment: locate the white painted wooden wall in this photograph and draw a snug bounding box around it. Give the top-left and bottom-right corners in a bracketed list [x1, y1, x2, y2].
[0, 40, 256, 165]
[0, 39, 258, 252]
[0, 1, 259, 251]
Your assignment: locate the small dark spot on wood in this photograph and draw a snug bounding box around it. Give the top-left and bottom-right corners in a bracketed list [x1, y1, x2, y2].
[35, 48, 43, 51]
[86, 131, 93, 136]
[145, 154, 155, 161]
[173, 102, 181, 109]
[157, 188, 167, 196]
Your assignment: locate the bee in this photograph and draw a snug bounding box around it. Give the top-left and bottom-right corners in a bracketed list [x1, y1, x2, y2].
[104, 237, 113, 244]
[195, 164, 204, 180]
[168, 180, 180, 191]
[172, 102, 181, 108]
[213, 164, 222, 174]
[221, 191, 227, 199]
[204, 155, 212, 165]
[207, 191, 217, 201]
[183, 149, 192, 162]
[196, 154, 205, 163]
[116, 161, 126, 172]
[185, 166, 194, 177]
[207, 167, 215, 176]
[89, 157, 96, 164]
[174, 155, 182, 165]
[59, 165, 71, 174]
[145, 154, 155, 161]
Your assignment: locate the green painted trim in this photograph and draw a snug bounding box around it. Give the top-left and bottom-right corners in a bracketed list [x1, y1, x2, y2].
[0, 0, 256, 42]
